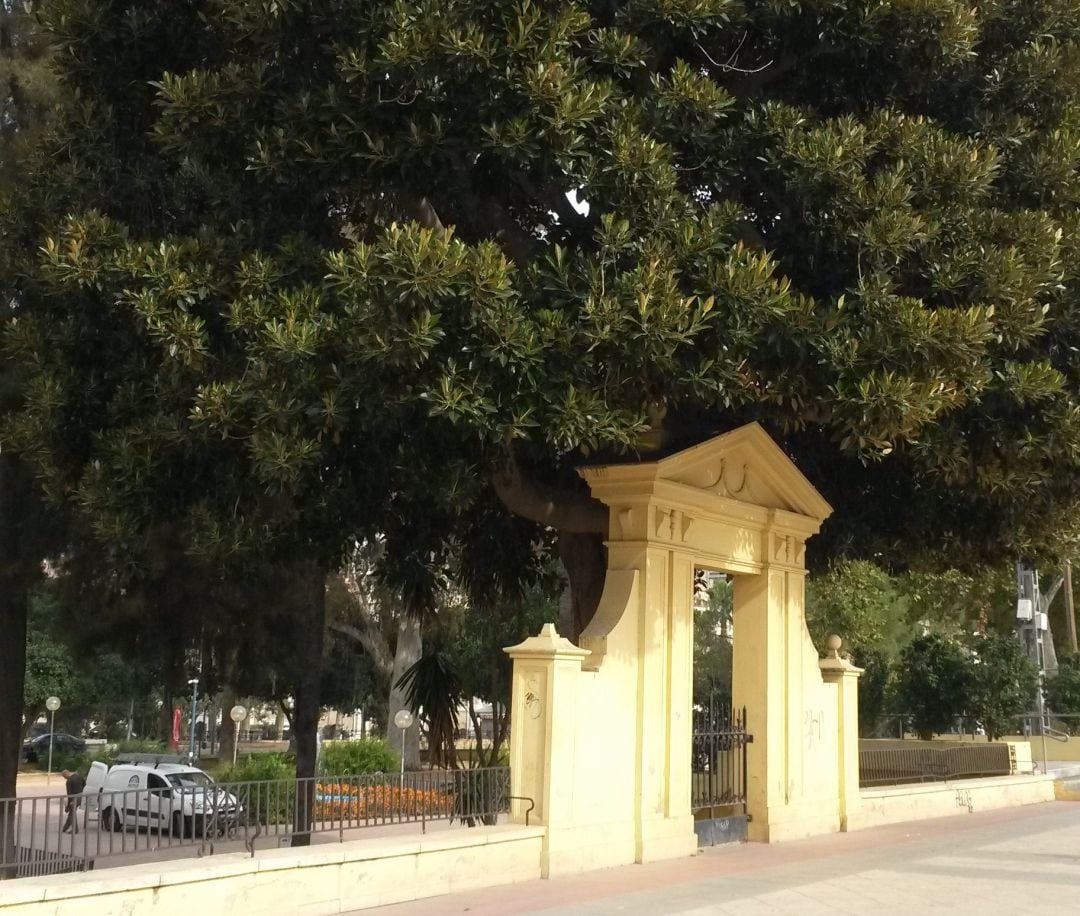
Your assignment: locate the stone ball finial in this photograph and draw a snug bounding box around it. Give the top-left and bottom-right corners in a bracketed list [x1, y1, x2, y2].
[826, 634, 843, 657]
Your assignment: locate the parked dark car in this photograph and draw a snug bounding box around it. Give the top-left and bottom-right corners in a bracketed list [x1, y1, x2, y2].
[21, 733, 86, 763]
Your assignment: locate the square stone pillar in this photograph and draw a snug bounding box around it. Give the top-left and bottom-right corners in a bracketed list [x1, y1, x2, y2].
[819, 636, 863, 830]
[505, 624, 589, 876]
[630, 544, 697, 863]
[732, 521, 841, 842]
[732, 566, 785, 838]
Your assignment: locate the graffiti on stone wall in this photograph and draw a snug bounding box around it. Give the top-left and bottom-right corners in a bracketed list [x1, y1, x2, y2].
[804, 708, 824, 751]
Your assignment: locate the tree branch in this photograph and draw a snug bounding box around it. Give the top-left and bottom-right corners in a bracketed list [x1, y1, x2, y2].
[1042, 573, 1065, 612]
[401, 194, 446, 232]
[329, 618, 394, 677]
[719, 49, 807, 98]
[491, 456, 608, 534]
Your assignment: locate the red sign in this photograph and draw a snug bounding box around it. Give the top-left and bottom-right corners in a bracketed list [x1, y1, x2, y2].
[170, 707, 181, 751]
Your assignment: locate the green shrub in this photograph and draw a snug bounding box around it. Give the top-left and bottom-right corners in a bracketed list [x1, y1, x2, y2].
[219, 753, 297, 827]
[115, 738, 168, 754]
[1047, 654, 1080, 726]
[50, 750, 94, 774]
[96, 739, 168, 767]
[219, 751, 295, 784]
[320, 739, 399, 776]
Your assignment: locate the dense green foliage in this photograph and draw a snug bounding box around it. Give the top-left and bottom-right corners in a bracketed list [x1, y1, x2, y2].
[804, 559, 1043, 735]
[23, 584, 162, 739]
[805, 560, 943, 731]
[1046, 654, 1080, 722]
[853, 646, 894, 734]
[447, 586, 555, 713]
[22, 590, 77, 731]
[893, 634, 973, 739]
[319, 739, 399, 776]
[9, 0, 1080, 608]
[443, 584, 555, 765]
[0, 1, 60, 186]
[806, 561, 908, 658]
[219, 751, 295, 784]
[693, 576, 733, 703]
[966, 633, 1039, 739]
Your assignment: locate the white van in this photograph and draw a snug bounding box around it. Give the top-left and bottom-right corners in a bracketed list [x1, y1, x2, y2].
[85, 760, 241, 838]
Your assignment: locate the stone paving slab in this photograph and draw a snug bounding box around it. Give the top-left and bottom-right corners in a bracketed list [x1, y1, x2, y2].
[365, 802, 1080, 915]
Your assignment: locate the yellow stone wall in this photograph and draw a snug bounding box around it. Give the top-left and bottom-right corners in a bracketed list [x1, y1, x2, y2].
[852, 774, 1056, 829]
[0, 826, 545, 916]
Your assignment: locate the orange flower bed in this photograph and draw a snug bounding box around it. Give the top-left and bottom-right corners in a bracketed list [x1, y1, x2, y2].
[314, 782, 454, 820]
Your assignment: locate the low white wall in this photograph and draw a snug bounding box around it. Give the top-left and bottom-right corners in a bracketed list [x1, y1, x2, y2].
[848, 774, 1056, 832]
[0, 825, 544, 916]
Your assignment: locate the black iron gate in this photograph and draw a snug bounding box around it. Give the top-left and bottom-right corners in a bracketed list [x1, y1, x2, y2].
[691, 701, 751, 817]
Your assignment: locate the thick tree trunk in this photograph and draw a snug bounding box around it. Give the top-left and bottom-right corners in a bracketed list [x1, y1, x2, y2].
[218, 685, 238, 767]
[291, 566, 326, 846]
[161, 683, 174, 749]
[491, 455, 609, 640]
[215, 641, 241, 765]
[0, 578, 27, 879]
[557, 532, 607, 642]
[388, 616, 421, 768]
[0, 452, 32, 878]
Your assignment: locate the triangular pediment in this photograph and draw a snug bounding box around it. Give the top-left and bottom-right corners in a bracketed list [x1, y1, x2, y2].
[581, 423, 832, 522]
[655, 423, 832, 521]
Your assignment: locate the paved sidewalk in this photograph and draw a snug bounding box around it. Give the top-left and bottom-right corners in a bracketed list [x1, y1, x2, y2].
[369, 802, 1080, 915]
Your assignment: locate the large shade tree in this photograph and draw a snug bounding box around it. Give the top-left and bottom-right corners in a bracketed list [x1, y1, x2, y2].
[0, 0, 65, 862]
[8, 0, 1080, 822]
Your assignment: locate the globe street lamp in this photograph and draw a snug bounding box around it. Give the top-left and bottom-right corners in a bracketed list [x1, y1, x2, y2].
[45, 696, 61, 783]
[393, 709, 414, 793]
[229, 705, 247, 769]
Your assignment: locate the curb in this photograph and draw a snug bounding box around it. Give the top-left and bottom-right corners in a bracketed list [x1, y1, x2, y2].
[1054, 783, 1080, 801]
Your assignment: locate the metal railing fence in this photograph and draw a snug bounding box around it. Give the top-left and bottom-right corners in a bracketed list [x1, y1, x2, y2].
[859, 744, 1012, 788]
[0, 767, 510, 880]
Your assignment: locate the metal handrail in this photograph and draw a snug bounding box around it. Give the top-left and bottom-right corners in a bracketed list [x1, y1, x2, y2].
[1042, 725, 1070, 742]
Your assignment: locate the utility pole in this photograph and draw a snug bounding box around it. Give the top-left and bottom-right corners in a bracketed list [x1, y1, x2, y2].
[1016, 561, 1046, 725]
[1065, 559, 1078, 654]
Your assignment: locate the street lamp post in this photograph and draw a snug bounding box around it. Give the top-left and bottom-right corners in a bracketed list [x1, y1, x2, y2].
[229, 705, 247, 769]
[187, 677, 199, 762]
[45, 696, 61, 784]
[392, 709, 414, 794]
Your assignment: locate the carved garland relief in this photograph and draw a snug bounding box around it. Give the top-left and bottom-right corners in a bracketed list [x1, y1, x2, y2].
[705, 458, 755, 501]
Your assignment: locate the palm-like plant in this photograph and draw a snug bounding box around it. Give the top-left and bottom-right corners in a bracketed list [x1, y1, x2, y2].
[396, 652, 462, 770]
